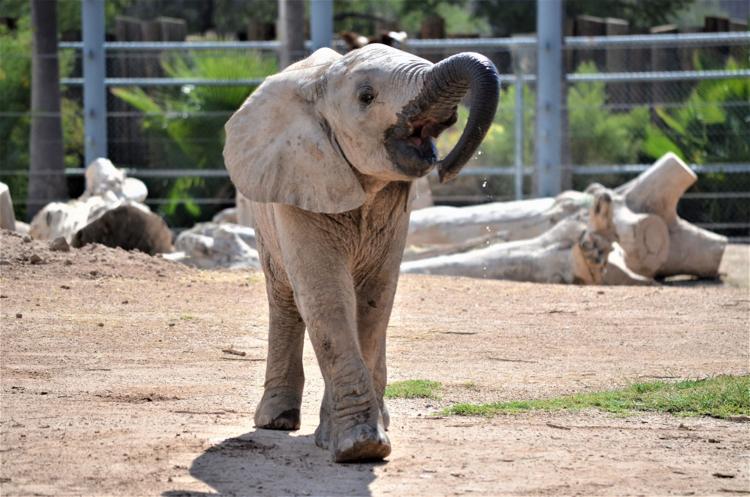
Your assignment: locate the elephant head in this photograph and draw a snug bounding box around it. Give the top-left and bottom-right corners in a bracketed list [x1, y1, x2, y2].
[224, 44, 500, 214]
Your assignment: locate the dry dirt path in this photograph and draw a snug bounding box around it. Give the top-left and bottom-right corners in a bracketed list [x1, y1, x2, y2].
[1, 231, 748, 496]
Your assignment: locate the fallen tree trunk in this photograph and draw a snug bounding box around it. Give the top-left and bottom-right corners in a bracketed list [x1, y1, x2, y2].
[617, 152, 727, 278]
[402, 192, 615, 285]
[407, 153, 726, 281]
[407, 194, 588, 246]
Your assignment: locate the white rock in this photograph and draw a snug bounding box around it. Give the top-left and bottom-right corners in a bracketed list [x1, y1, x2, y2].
[0, 181, 16, 231]
[175, 232, 215, 257]
[84, 158, 125, 196]
[30, 199, 97, 242]
[183, 222, 256, 249]
[122, 177, 148, 202]
[212, 207, 238, 224]
[29, 158, 151, 242]
[14, 221, 30, 236]
[174, 224, 260, 269]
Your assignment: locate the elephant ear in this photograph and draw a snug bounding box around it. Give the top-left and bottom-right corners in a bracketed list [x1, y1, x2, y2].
[223, 48, 366, 214]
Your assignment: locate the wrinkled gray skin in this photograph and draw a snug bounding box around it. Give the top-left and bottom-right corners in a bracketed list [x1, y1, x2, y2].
[224, 44, 499, 462]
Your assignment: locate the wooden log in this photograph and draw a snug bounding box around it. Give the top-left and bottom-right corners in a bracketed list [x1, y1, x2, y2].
[403, 232, 506, 262]
[586, 183, 670, 277]
[658, 219, 727, 278]
[617, 152, 727, 278]
[409, 186, 670, 277]
[603, 243, 657, 286]
[617, 152, 695, 224]
[407, 193, 590, 246]
[402, 192, 615, 285]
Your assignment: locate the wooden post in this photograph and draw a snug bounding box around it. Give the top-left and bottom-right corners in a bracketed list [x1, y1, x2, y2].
[28, 0, 68, 219]
[649, 24, 679, 107]
[278, 0, 305, 68]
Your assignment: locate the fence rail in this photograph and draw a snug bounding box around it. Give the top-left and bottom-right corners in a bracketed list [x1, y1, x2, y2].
[4, 31, 749, 237]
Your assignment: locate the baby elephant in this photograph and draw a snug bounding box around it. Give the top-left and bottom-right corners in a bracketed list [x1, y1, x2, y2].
[224, 44, 499, 462]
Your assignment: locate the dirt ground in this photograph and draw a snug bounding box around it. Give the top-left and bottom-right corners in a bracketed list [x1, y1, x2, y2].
[1, 230, 748, 496]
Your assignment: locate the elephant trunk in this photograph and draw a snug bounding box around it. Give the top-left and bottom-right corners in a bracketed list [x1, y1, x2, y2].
[419, 53, 500, 183]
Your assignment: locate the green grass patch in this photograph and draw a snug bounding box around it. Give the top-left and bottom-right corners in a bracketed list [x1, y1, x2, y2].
[443, 375, 750, 419]
[385, 380, 442, 400]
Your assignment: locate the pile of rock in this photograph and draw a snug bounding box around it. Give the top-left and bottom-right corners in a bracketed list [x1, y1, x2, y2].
[29, 158, 152, 242]
[167, 217, 260, 269]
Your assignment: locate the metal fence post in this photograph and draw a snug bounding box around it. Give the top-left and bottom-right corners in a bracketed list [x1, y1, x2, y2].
[82, 0, 107, 165]
[535, 0, 563, 197]
[512, 45, 527, 201]
[514, 74, 524, 200]
[310, 0, 333, 50]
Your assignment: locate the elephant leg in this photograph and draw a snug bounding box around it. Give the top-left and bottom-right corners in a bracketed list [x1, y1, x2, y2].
[274, 208, 390, 462]
[355, 265, 402, 431]
[301, 275, 390, 462]
[254, 255, 305, 431]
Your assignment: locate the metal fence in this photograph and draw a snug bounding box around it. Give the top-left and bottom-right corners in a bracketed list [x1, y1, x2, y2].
[1, 27, 748, 238]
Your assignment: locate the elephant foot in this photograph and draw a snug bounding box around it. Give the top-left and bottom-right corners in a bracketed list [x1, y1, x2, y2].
[254, 388, 301, 430]
[314, 419, 331, 450]
[382, 402, 390, 430]
[332, 422, 391, 463]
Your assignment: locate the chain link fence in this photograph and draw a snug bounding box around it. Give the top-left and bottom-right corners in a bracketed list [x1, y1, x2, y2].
[1, 13, 748, 238]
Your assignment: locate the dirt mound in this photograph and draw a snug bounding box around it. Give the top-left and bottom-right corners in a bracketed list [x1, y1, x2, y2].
[0, 229, 189, 281]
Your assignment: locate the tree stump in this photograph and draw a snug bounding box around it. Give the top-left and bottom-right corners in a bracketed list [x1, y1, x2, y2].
[617, 152, 727, 278]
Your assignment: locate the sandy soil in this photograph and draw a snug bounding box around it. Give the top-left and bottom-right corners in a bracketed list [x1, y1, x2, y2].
[1, 230, 748, 496]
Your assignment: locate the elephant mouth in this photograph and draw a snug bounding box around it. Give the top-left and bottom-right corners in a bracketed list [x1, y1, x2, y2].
[385, 110, 458, 178]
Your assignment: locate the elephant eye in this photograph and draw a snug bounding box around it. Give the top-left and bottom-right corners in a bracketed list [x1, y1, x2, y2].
[358, 88, 375, 107]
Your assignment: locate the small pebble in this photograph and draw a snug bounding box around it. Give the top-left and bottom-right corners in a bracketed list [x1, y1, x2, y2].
[98, 323, 104, 327]
[22, 235, 31, 243]
[29, 254, 43, 265]
[48, 237, 70, 252]
[15, 313, 22, 319]
[64, 260, 73, 266]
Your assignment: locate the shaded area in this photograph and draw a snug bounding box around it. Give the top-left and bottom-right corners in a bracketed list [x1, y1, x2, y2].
[164, 430, 379, 497]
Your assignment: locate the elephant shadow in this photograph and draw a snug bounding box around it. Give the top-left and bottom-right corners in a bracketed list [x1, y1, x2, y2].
[163, 429, 380, 497]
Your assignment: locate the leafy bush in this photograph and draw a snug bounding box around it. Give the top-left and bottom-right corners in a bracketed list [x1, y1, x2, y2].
[643, 58, 749, 164]
[642, 57, 750, 229]
[112, 50, 276, 226]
